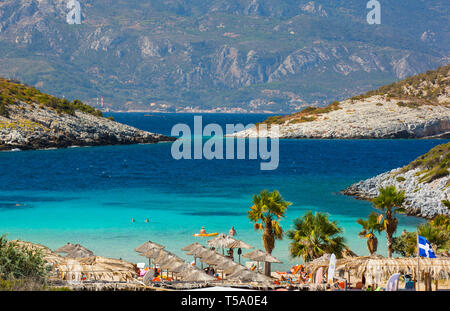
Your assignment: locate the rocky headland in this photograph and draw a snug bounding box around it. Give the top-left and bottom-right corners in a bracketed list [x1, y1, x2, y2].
[0, 78, 175, 151]
[232, 65, 450, 139]
[343, 143, 449, 219]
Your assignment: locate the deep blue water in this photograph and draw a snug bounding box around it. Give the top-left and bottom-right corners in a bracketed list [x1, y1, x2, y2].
[0, 113, 447, 269]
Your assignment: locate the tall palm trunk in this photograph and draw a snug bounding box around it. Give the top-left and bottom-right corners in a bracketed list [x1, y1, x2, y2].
[385, 215, 398, 258]
[262, 219, 274, 276]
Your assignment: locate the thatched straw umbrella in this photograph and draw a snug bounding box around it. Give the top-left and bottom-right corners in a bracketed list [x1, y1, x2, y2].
[303, 253, 333, 274]
[208, 234, 236, 255]
[55, 243, 93, 256]
[140, 248, 163, 260]
[54, 243, 76, 254]
[200, 253, 228, 266]
[135, 240, 165, 266]
[186, 246, 212, 258]
[223, 264, 247, 275]
[187, 247, 215, 268]
[227, 240, 254, 264]
[152, 250, 185, 280]
[65, 248, 95, 259]
[227, 269, 272, 283]
[170, 262, 193, 280]
[252, 253, 281, 264]
[243, 250, 282, 272]
[182, 243, 208, 266]
[181, 268, 216, 282]
[135, 240, 165, 253]
[181, 242, 202, 252]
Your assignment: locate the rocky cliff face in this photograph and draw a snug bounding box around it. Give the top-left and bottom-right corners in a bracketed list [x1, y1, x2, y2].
[0, 0, 448, 112]
[343, 143, 450, 219]
[233, 96, 450, 139]
[233, 65, 450, 139]
[343, 167, 449, 219]
[0, 102, 174, 151]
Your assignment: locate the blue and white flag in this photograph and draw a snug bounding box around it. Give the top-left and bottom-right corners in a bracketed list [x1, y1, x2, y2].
[418, 235, 436, 258]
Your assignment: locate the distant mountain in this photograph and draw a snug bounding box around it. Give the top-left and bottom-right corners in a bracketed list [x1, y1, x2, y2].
[232, 65, 450, 138]
[0, 0, 449, 112]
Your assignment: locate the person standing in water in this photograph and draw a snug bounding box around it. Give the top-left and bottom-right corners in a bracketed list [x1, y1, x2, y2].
[200, 226, 206, 234]
[229, 226, 236, 237]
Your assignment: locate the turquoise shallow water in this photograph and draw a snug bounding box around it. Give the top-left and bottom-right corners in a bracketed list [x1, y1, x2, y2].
[0, 113, 447, 270]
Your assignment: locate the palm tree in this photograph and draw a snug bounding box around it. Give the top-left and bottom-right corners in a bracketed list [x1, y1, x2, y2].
[247, 190, 291, 276]
[356, 212, 384, 255]
[287, 211, 347, 262]
[372, 185, 405, 258]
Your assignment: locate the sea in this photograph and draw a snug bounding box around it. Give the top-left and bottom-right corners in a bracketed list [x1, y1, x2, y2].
[0, 113, 447, 270]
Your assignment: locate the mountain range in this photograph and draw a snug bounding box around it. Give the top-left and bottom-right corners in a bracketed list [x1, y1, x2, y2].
[0, 0, 449, 112]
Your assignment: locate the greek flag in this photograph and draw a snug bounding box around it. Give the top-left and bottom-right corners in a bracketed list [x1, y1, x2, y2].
[418, 235, 436, 258]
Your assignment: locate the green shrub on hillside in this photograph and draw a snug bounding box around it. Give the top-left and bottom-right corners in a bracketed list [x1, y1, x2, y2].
[400, 143, 449, 183]
[0, 235, 47, 282]
[0, 78, 103, 118]
[365, 64, 449, 104]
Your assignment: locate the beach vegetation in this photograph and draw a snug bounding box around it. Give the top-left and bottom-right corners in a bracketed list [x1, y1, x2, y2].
[356, 212, 384, 255]
[364, 65, 449, 105]
[248, 190, 291, 276]
[401, 143, 449, 183]
[392, 215, 450, 257]
[372, 185, 406, 258]
[396, 176, 406, 182]
[287, 211, 347, 262]
[392, 232, 417, 257]
[261, 100, 340, 125]
[0, 78, 104, 118]
[0, 235, 47, 290]
[0, 102, 8, 118]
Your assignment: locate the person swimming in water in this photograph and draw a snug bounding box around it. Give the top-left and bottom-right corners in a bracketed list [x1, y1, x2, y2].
[145, 218, 149, 223]
[132, 218, 135, 223]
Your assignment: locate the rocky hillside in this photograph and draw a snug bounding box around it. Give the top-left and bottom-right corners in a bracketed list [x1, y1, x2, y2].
[233, 65, 450, 138]
[0, 78, 174, 151]
[0, 0, 449, 112]
[343, 143, 450, 219]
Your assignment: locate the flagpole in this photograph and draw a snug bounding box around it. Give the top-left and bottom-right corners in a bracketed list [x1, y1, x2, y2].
[416, 225, 420, 291]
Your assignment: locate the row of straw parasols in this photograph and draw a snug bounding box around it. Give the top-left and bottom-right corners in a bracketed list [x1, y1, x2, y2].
[182, 241, 274, 283]
[304, 253, 450, 288]
[135, 241, 217, 282]
[135, 236, 280, 285]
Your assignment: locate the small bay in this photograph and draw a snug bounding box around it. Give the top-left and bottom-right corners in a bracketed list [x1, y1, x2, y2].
[0, 113, 447, 270]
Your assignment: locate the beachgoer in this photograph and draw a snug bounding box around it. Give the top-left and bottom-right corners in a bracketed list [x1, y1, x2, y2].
[200, 226, 206, 234]
[145, 218, 149, 223]
[132, 218, 135, 223]
[229, 226, 236, 236]
[402, 229, 407, 236]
